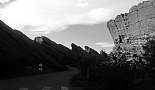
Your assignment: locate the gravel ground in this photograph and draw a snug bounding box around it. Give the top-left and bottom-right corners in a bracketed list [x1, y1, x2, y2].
[0, 67, 81, 90]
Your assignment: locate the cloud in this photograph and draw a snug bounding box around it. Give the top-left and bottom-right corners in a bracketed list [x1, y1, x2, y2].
[20, 25, 50, 34]
[0, 0, 16, 8]
[76, 0, 88, 7]
[0, 0, 115, 38]
[76, 2, 88, 7]
[95, 42, 114, 48]
[87, 8, 114, 22]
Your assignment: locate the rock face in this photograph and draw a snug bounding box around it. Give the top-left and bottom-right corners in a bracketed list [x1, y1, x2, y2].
[71, 43, 86, 56]
[107, 0, 155, 62]
[70, 43, 88, 61]
[84, 46, 99, 56]
[107, 0, 155, 42]
[70, 43, 106, 64]
[34, 36, 73, 65]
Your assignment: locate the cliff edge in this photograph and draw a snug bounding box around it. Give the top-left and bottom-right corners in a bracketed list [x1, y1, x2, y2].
[107, 0, 155, 41]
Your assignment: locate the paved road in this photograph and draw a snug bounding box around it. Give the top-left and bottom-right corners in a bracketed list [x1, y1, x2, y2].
[0, 67, 81, 90]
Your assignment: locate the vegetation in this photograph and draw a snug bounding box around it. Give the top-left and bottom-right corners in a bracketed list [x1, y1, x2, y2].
[70, 35, 155, 90]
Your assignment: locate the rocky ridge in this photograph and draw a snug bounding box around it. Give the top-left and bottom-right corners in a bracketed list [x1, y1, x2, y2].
[0, 20, 105, 78]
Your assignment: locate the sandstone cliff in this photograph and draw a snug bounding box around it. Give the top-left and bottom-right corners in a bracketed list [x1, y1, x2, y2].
[34, 36, 73, 65]
[107, 0, 155, 62]
[107, 0, 155, 41]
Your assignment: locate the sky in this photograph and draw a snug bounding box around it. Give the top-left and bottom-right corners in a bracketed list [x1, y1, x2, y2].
[0, 0, 145, 53]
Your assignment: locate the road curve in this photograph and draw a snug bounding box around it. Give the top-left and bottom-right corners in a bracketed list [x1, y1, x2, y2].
[0, 67, 81, 90]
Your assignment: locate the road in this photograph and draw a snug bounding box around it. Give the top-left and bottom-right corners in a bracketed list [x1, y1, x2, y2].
[0, 67, 81, 90]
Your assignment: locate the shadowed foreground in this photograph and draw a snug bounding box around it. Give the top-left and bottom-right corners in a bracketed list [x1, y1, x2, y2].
[0, 67, 81, 90]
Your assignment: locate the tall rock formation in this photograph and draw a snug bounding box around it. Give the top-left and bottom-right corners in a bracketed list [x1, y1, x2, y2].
[107, 0, 155, 62]
[34, 36, 73, 65]
[107, 0, 155, 42]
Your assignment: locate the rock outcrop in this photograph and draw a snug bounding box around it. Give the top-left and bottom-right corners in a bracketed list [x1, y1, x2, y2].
[71, 43, 86, 56]
[34, 36, 73, 65]
[107, 0, 155, 62]
[70, 43, 107, 65]
[84, 46, 99, 56]
[107, 0, 155, 41]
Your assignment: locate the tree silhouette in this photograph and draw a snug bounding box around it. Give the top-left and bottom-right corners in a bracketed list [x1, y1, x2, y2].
[143, 36, 155, 67]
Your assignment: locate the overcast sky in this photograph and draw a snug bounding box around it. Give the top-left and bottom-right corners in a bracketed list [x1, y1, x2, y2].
[0, 0, 144, 53]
